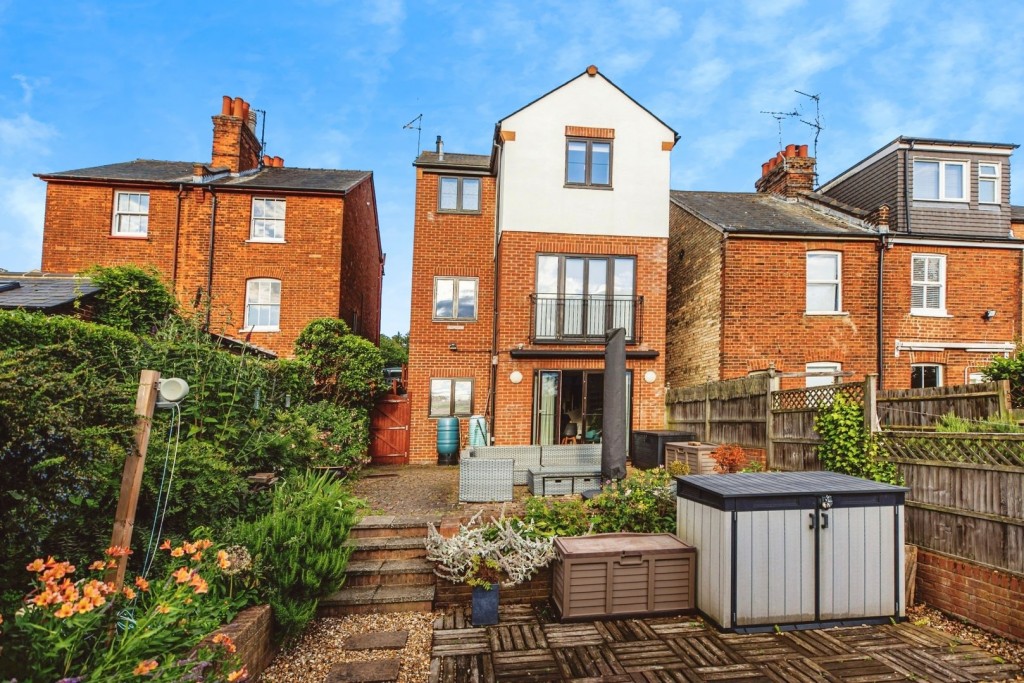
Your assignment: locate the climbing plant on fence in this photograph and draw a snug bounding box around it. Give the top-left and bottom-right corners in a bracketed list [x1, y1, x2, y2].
[815, 393, 902, 485]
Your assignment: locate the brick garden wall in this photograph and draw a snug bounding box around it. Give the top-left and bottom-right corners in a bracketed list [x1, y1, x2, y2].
[205, 604, 276, 677]
[434, 567, 553, 608]
[915, 548, 1024, 641]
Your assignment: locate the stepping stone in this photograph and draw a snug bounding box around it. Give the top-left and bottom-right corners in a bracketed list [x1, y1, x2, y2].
[344, 630, 409, 651]
[327, 658, 401, 682]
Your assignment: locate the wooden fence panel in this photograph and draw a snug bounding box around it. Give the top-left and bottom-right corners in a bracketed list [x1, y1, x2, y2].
[877, 381, 1009, 427]
[666, 376, 770, 449]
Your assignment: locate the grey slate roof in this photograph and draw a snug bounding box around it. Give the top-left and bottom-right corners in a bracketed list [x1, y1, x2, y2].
[413, 151, 491, 171]
[1012, 205, 1024, 222]
[0, 274, 100, 310]
[37, 160, 371, 193]
[670, 190, 875, 237]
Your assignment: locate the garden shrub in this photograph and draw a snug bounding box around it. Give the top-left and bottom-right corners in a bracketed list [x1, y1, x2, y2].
[587, 468, 676, 534]
[291, 401, 370, 471]
[816, 394, 902, 485]
[709, 443, 746, 473]
[86, 264, 178, 334]
[523, 496, 592, 537]
[230, 471, 364, 639]
[379, 331, 409, 368]
[294, 318, 385, 406]
[936, 411, 1024, 433]
[0, 308, 141, 363]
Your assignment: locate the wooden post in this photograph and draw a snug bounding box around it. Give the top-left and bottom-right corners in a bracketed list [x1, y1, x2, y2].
[765, 368, 779, 470]
[107, 369, 160, 589]
[996, 379, 1012, 421]
[864, 373, 879, 433]
[703, 380, 711, 442]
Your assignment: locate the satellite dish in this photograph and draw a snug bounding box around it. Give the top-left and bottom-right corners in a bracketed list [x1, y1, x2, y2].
[158, 377, 190, 405]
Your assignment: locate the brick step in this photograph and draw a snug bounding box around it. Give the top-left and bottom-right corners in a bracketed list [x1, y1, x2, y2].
[349, 515, 440, 540]
[347, 536, 428, 561]
[345, 558, 436, 587]
[318, 585, 435, 617]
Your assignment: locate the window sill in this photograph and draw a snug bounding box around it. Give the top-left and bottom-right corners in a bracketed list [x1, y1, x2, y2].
[436, 209, 482, 215]
[910, 310, 952, 318]
[805, 311, 849, 317]
[109, 233, 149, 240]
[433, 318, 477, 324]
[240, 327, 281, 333]
[246, 238, 286, 244]
[564, 183, 614, 191]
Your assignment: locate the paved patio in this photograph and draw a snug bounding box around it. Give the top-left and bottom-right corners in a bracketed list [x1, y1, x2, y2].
[429, 604, 1022, 683]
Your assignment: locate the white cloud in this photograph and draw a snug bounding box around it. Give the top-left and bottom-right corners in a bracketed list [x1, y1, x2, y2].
[12, 74, 48, 105]
[0, 113, 56, 154]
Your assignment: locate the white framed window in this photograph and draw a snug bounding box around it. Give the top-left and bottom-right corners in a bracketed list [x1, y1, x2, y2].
[913, 159, 967, 201]
[429, 378, 473, 417]
[911, 254, 947, 315]
[244, 278, 281, 331]
[911, 364, 942, 388]
[806, 251, 842, 313]
[250, 198, 286, 241]
[566, 138, 612, 187]
[112, 191, 150, 236]
[438, 177, 481, 212]
[967, 371, 987, 385]
[805, 362, 842, 388]
[978, 163, 1000, 204]
[433, 277, 477, 320]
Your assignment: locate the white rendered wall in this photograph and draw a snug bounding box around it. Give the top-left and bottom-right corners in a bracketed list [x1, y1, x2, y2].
[497, 72, 673, 239]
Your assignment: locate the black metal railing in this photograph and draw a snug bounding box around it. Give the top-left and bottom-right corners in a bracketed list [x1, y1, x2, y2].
[529, 294, 643, 344]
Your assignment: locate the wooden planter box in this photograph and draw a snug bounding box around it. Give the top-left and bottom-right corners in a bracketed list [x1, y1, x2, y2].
[552, 533, 696, 620]
[665, 442, 718, 475]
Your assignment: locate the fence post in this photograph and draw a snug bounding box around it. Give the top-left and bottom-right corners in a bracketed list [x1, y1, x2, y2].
[864, 373, 879, 434]
[765, 368, 779, 469]
[703, 379, 711, 442]
[996, 379, 1012, 421]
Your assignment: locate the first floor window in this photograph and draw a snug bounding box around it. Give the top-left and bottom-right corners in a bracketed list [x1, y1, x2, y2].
[806, 251, 841, 313]
[979, 163, 1000, 204]
[913, 159, 966, 201]
[429, 378, 473, 417]
[244, 278, 281, 331]
[112, 191, 149, 235]
[911, 364, 942, 388]
[438, 177, 481, 212]
[805, 362, 841, 387]
[251, 198, 286, 240]
[911, 254, 946, 314]
[434, 276, 477, 320]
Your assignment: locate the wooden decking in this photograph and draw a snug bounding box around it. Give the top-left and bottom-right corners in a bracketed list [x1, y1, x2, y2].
[429, 605, 1022, 682]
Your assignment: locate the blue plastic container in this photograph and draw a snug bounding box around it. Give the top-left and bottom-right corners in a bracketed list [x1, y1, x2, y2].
[468, 415, 488, 447]
[436, 416, 460, 465]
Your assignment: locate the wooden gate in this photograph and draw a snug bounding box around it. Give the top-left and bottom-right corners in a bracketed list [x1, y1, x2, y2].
[370, 392, 410, 465]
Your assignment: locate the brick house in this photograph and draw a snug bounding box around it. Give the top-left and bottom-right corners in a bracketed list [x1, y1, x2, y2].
[668, 139, 1023, 391]
[37, 96, 384, 357]
[407, 66, 677, 462]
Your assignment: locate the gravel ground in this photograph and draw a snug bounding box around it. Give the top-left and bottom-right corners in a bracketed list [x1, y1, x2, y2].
[257, 612, 436, 683]
[906, 603, 1024, 681]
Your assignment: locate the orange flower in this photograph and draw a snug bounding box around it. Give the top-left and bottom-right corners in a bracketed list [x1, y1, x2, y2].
[182, 541, 197, 555]
[106, 559, 117, 569]
[135, 576, 150, 592]
[88, 560, 107, 571]
[54, 602, 74, 619]
[212, 632, 237, 653]
[170, 547, 184, 558]
[227, 667, 248, 682]
[155, 604, 170, 614]
[172, 567, 192, 584]
[122, 587, 136, 600]
[26, 558, 45, 572]
[190, 574, 209, 594]
[216, 550, 231, 570]
[133, 659, 158, 676]
[75, 597, 95, 613]
[105, 546, 132, 558]
[196, 539, 213, 551]
[190, 551, 203, 562]
[159, 539, 172, 550]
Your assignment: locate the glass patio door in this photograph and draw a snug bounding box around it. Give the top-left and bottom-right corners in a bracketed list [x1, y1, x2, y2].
[534, 371, 561, 445]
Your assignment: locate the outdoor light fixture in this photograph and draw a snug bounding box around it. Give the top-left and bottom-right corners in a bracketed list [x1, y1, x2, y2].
[509, 370, 523, 384]
[984, 310, 997, 321]
[643, 370, 657, 384]
[156, 377, 190, 409]
[449, 343, 458, 351]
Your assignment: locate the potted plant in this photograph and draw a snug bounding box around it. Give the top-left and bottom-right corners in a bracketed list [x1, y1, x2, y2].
[425, 511, 555, 626]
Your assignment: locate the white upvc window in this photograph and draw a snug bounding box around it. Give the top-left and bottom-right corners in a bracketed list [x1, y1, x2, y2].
[806, 251, 842, 313]
[429, 378, 473, 417]
[805, 362, 842, 388]
[978, 163, 1000, 204]
[911, 364, 942, 388]
[911, 254, 947, 315]
[244, 278, 281, 332]
[250, 198, 286, 241]
[913, 159, 967, 201]
[112, 191, 150, 236]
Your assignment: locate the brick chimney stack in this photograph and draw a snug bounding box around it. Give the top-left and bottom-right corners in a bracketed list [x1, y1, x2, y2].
[211, 96, 262, 173]
[754, 144, 815, 198]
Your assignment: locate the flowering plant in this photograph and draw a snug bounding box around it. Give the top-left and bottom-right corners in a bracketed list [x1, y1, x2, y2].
[0, 540, 247, 682]
[425, 511, 555, 590]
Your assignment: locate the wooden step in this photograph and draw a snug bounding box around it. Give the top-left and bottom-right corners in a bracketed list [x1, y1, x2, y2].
[349, 515, 440, 539]
[319, 585, 435, 617]
[347, 536, 428, 561]
[345, 558, 436, 587]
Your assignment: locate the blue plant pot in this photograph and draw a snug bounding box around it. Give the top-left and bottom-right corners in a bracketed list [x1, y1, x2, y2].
[471, 585, 499, 626]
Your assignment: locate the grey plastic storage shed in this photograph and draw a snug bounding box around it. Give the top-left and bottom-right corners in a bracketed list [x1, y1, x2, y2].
[675, 472, 908, 633]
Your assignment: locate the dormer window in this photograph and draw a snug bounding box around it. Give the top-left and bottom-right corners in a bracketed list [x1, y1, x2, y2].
[913, 159, 967, 201]
[978, 163, 1000, 204]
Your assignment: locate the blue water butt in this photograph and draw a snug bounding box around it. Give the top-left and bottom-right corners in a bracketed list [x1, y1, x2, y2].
[437, 416, 460, 465]
[468, 415, 488, 447]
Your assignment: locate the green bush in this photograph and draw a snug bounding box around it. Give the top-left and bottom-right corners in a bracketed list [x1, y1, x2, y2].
[291, 401, 370, 471]
[816, 394, 901, 485]
[230, 471, 364, 639]
[379, 331, 408, 368]
[587, 469, 676, 534]
[523, 496, 593, 537]
[294, 318, 384, 406]
[982, 347, 1024, 408]
[935, 411, 1024, 433]
[87, 264, 178, 334]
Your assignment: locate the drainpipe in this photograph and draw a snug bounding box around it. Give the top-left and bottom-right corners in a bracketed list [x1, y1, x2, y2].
[204, 191, 218, 330]
[488, 136, 502, 444]
[171, 184, 185, 287]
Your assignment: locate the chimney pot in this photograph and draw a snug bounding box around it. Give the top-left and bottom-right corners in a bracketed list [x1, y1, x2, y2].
[799, 144, 809, 157]
[241, 100, 250, 123]
[262, 155, 273, 167]
[221, 96, 232, 116]
[761, 162, 770, 176]
[436, 135, 444, 160]
[231, 97, 244, 118]
[785, 144, 797, 158]
[273, 156, 283, 167]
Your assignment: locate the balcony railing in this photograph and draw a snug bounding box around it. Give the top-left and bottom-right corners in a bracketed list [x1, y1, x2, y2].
[529, 294, 643, 344]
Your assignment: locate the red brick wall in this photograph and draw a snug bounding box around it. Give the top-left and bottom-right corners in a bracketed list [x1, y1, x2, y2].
[915, 548, 1024, 641]
[340, 177, 383, 343]
[407, 169, 497, 463]
[204, 604, 276, 678]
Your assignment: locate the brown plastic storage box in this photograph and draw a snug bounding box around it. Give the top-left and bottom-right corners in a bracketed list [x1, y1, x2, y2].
[552, 533, 696, 620]
[665, 442, 718, 475]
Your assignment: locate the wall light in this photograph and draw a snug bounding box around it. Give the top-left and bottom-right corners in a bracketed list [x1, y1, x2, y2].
[643, 370, 657, 384]
[509, 370, 523, 384]
[984, 310, 997, 321]
[449, 343, 458, 351]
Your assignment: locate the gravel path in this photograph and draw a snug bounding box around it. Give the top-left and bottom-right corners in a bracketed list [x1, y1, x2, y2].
[907, 603, 1024, 680]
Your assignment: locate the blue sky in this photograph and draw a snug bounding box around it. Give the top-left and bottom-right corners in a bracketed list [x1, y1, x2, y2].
[2, 0, 1022, 336]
